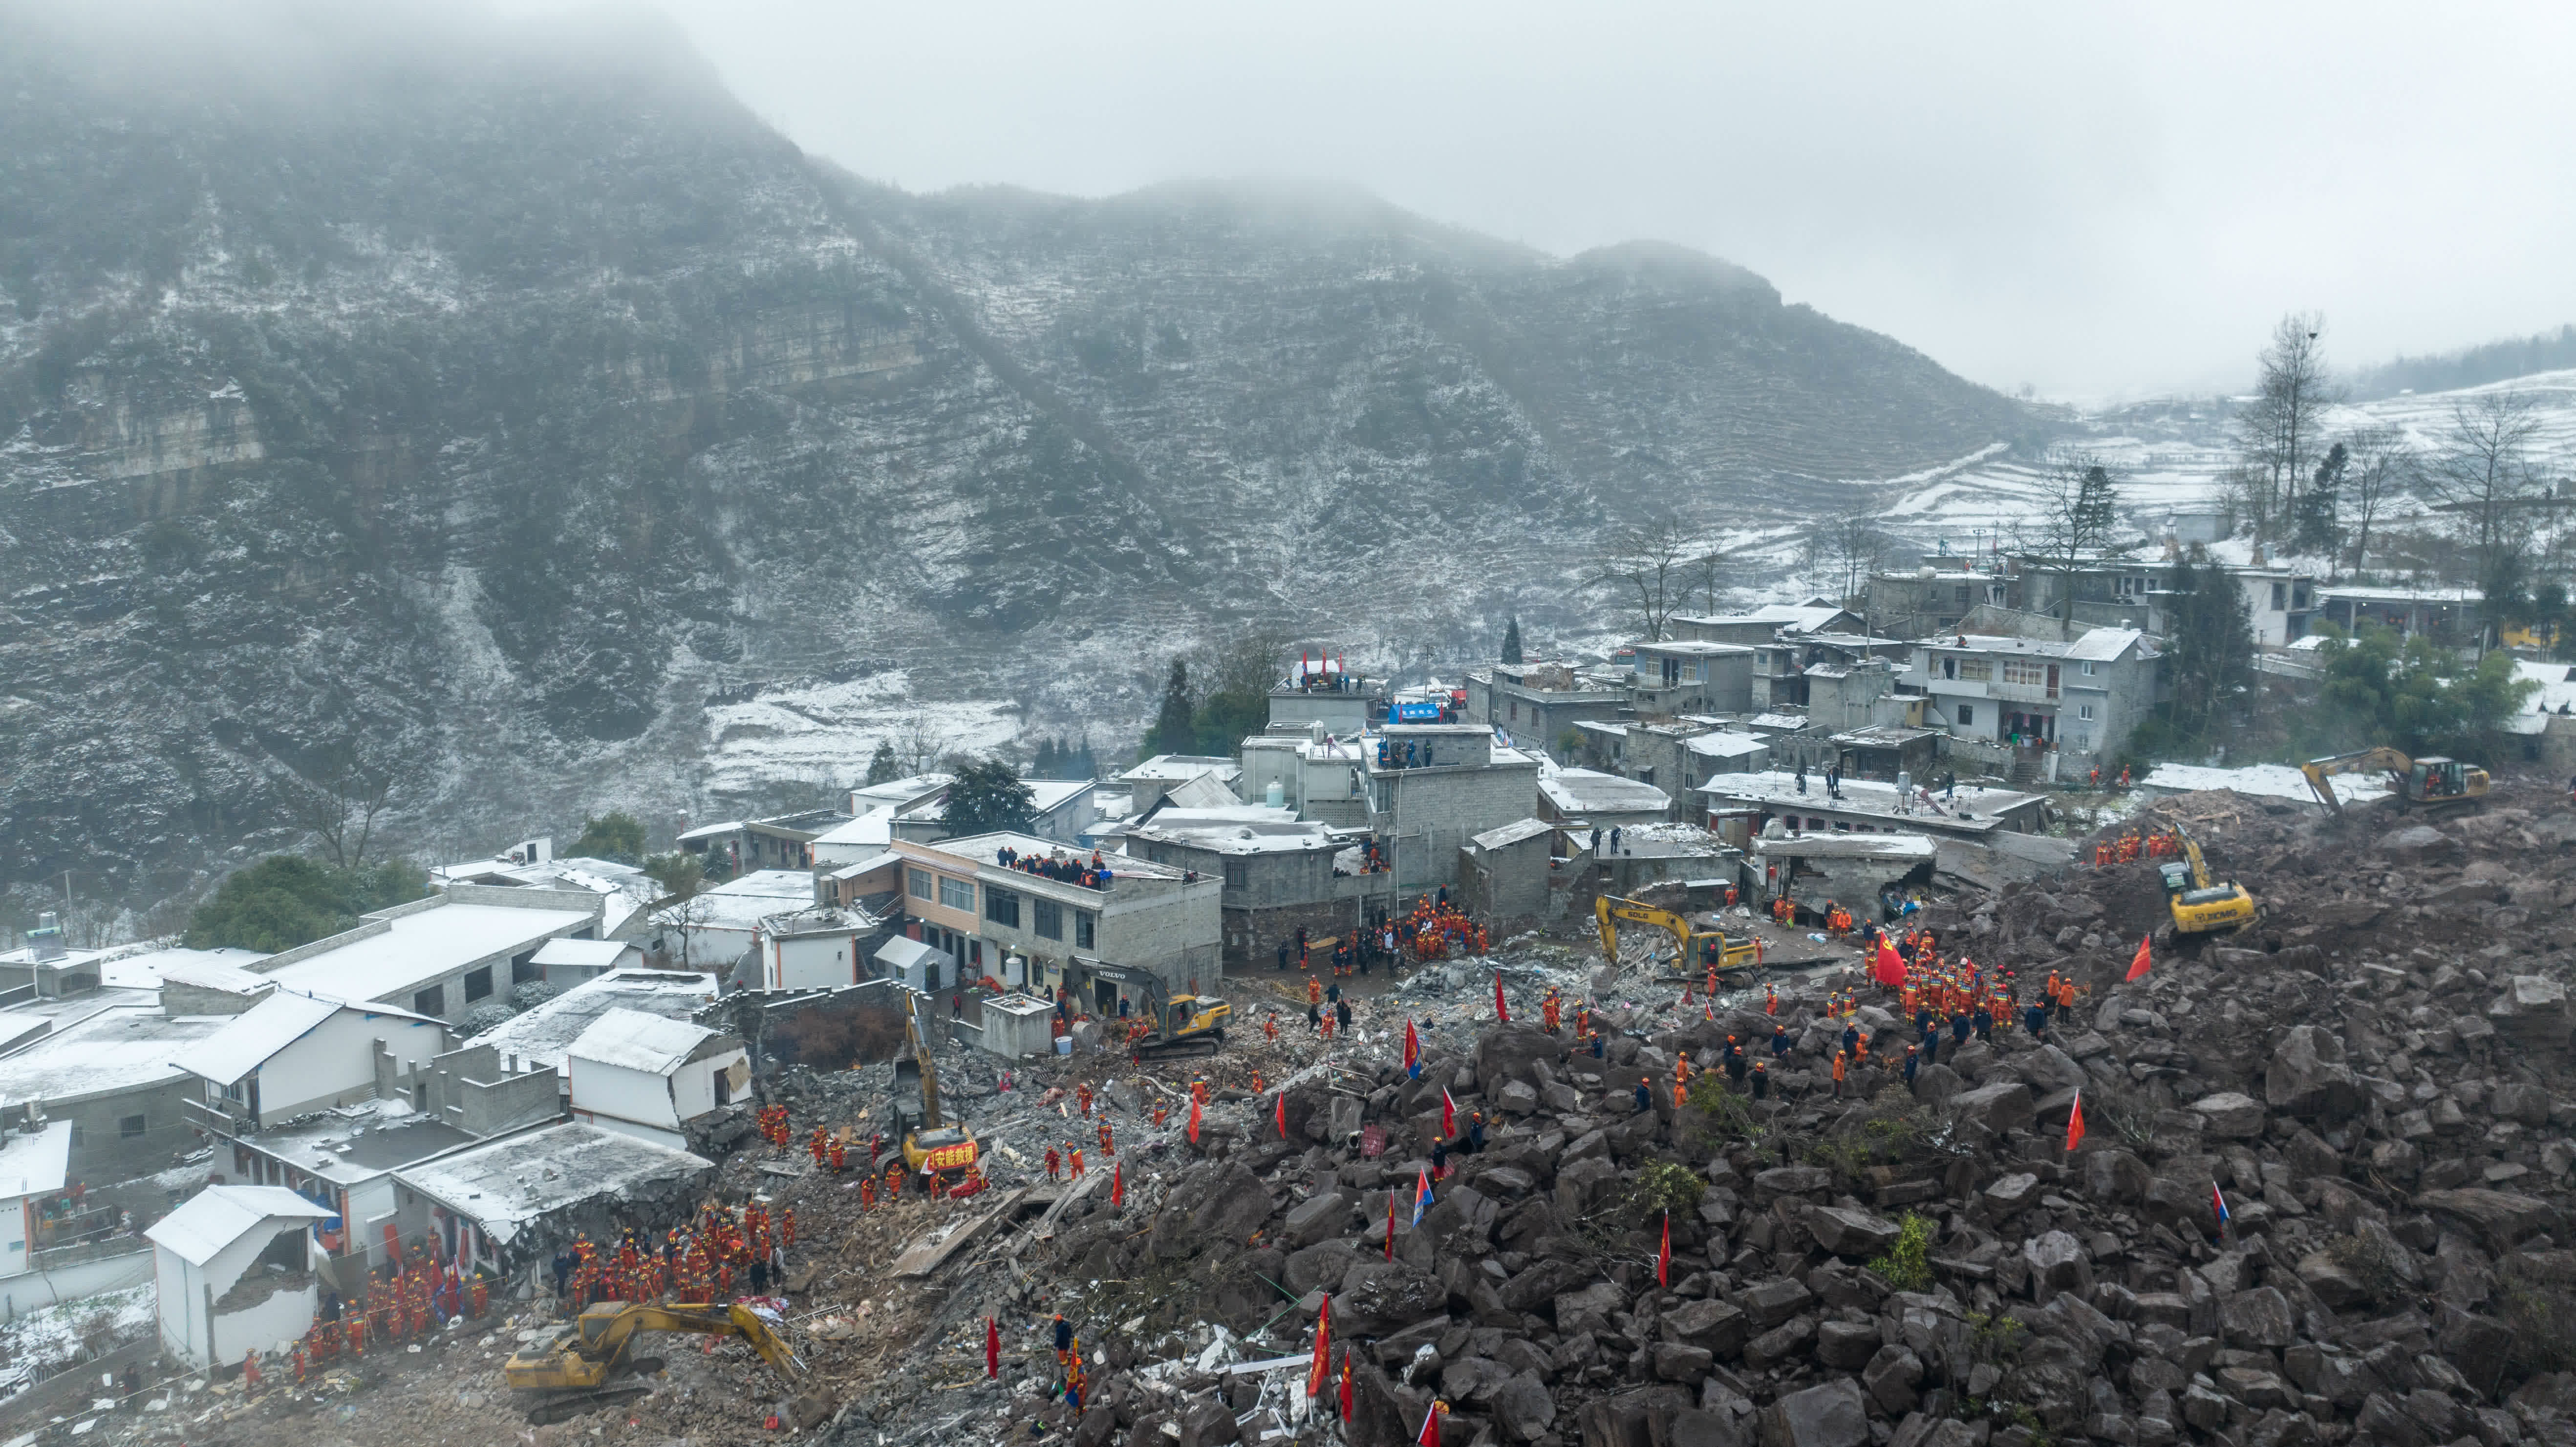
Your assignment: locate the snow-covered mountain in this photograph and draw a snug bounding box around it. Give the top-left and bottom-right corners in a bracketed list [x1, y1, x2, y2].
[2, 5, 2033, 904]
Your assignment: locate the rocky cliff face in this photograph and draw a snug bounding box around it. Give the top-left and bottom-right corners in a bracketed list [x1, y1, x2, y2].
[0, 5, 2029, 909]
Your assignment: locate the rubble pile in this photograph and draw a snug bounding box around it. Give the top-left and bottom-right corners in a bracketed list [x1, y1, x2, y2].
[63, 783, 2576, 1447]
[880, 785, 2576, 1447]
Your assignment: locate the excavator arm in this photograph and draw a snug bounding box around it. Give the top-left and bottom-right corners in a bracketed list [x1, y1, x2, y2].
[2300, 747, 2414, 816]
[506, 1302, 802, 1393]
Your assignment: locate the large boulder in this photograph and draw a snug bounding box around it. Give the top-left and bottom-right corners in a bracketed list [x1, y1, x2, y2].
[1491, 1372, 1556, 1443]
[2191, 1092, 2266, 1138]
[1952, 1082, 2035, 1135]
[2220, 1286, 2296, 1348]
[1663, 1298, 1751, 1358]
[2379, 824, 2456, 860]
[1475, 1026, 1563, 1091]
[1806, 1206, 1902, 1259]
[1735, 1277, 1815, 1329]
[2413, 1189, 2561, 1253]
[1335, 1262, 1447, 1335]
[2267, 1026, 2364, 1120]
[1281, 1192, 1351, 1248]
[1287, 1238, 1363, 1295]
[1190, 1163, 1275, 1242]
[2022, 1231, 2093, 1301]
[1762, 1379, 1869, 1447]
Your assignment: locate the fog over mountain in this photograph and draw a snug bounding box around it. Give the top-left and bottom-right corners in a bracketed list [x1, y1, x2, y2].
[1, 2, 2036, 910]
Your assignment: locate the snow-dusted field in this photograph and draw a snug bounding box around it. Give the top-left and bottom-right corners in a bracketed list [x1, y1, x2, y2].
[701, 669, 1020, 796]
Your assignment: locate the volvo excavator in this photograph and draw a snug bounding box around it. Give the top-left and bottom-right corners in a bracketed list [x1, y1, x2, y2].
[504, 1302, 801, 1424]
[1595, 895, 1760, 980]
[2300, 747, 2490, 817]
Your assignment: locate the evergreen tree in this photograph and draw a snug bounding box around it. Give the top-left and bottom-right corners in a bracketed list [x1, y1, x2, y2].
[568, 810, 646, 863]
[1501, 616, 1523, 664]
[2293, 443, 2346, 559]
[944, 758, 1037, 836]
[1033, 738, 1060, 779]
[1149, 658, 1194, 757]
[1074, 736, 1099, 780]
[863, 739, 901, 786]
[2148, 554, 2256, 751]
[184, 854, 431, 953]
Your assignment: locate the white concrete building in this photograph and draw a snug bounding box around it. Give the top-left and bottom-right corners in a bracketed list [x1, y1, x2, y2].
[175, 993, 449, 1130]
[0, 1121, 73, 1282]
[146, 1185, 336, 1368]
[461, 969, 718, 1095]
[565, 1008, 748, 1151]
[253, 889, 603, 1024]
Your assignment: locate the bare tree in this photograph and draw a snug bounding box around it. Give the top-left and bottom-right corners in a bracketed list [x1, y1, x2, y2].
[1190, 618, 1299, 699]
[1585, 514, 1708, 642]
[2420, 390, 2543, 598]
[1817, 506, 1892, 607]
[2233, 312, 2338, 537]
[2339, 425, 2414, 579]
[891, 710, 954, 776]
[2014, 450, 2124, 633]
[280, 735, 405, 869]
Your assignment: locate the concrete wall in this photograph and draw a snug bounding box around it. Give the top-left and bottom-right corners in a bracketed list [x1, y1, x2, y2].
[1459, 834, 1551, 928]
[1374, 756, 1541, 892]
[257, 1010, 448, 1124]
[43, 1076, 203, 1183]
[425, 1045, 562, 1136]
[211, 1280, 316, 1364]
[568, 1056, 680, 1132]
[767, 929, 860, 990]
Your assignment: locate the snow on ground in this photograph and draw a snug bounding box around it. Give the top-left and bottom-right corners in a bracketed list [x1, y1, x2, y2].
[1872, 370, 2576, 555]
[0, 1284, 154, 1393]
[702, 668, 1019, 797]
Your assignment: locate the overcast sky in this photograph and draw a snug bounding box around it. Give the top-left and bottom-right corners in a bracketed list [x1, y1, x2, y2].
[506, 0, 2576, 400]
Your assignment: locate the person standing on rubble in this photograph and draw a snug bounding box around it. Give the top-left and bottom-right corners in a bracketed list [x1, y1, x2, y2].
[1751, 1061, 1769, 1100]
[1633, 1076, 1653, 1113]
[1831, 1049, 1848, 1099]
[1468, 1112, 1485, 1153]
[1335, 998, 1353, 1033]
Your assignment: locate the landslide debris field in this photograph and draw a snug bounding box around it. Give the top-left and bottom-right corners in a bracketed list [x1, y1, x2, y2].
[62, 782, 2576, 1447]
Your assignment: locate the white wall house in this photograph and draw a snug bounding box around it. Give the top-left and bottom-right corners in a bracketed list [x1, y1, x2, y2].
[0, 1121, 72, 1283]
[146, 1185, 337, 1369]
[175, 993, 449, 1130]
[565, 1009, 748, 1151]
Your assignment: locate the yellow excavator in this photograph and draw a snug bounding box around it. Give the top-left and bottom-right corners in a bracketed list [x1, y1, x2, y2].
[892, 994, 980, 1179]
[2300, 747, 2490, 816]
[1595, 895, 1760, 979]
[504, 1301, 800, 1424]
[1124, 973, 1229, 1062]
[2157, 821, 2261, 936]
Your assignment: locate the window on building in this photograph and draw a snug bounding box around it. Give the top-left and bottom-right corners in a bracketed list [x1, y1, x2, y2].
[1033, 899, 1063, 940]
[938, 875, 974, 912]
[1075, 912, 1096, 949]
[1508, 701, 1519, 722]
[464, 966, 494, 1001]
[984, 886, 1020, 928]
[909, 868, 934, 900]
[1956, 704, 1975, 726]
[2271, 583, 2288, 610]
[1223, 859, 1249, 888]
[512, 952, 540, 984]
[2081, 660, 2097, 676]
[414, 984, 445, 1016]
[2078, 704, 2096, 721]
[2001, 659, 2050, 689]
[120, 1113, 148, 1137]
[1954, 658, 1992, 681]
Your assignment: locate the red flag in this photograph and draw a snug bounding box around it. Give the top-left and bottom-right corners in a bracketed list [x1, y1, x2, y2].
[1111, 1162, 1124, 1209]
[1339, 1354, 1353, 1421]
[1656, 1212, 1671, 1287]
[1418, 1402, 1446, 1447]
[1385, 1190, 1396, 1260]
[985, 1317, 999, 1378]
[1873, 937, 1906, 987]
[2065, 1090, 2086, 1153]
[2125, 935, 2153, 982]
[1187, 1094, 1202, 1145]
[1494, 971, 1509, 1022]
[1276, 1091, 1288, 1139]
[1440, 1087, 1456, 1141]
[1403, 1017, 1420, 1077]
[1306, 1296, 1332, 1398]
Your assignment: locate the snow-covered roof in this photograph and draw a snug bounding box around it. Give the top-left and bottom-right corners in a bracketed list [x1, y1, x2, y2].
[566, 1007, 728, 1075]
[1539, 768, 1672, 816]
[846, 774, 953, 809]
[1744, 713, 1811, 733]
[875, 936, 940, 972]
[532, 938, 635, 969]
[0, 1120, 72, 1199]
[173, 993, 341, 1086]
[1674, 604, 1850, 632]
[2140, 763, 2391, 806]
[1027, 780, 1096, 812]
[155, 959, 278, 996]
[391, 1122, 711, 1244]
[2065, 628, 2147, 661]
[1471, 818, 1555, 851]
[678, 820, 746, 842]
[1752, 833, 1939, 861]
[261, 901, 596, 1004]
[824, 851, 903, 881]
[674, 870, 818, 930]
[95, 945, 270, 991]
[1685, 733, 1769, 758]
[1127, 807, 1334, 856]
[0, 1006, 233, 1108]
[811, 815, 895, 848]
[1697, 771, 2045, 830]
[1123, 755, 1243, 784]
[2315, 584, 2483, 603]
[1633, 640, 1753, 657]
[462, 969, 718, 1077]
[145, 1184, 335, 1263]
[1161, 773, 1240, 810]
